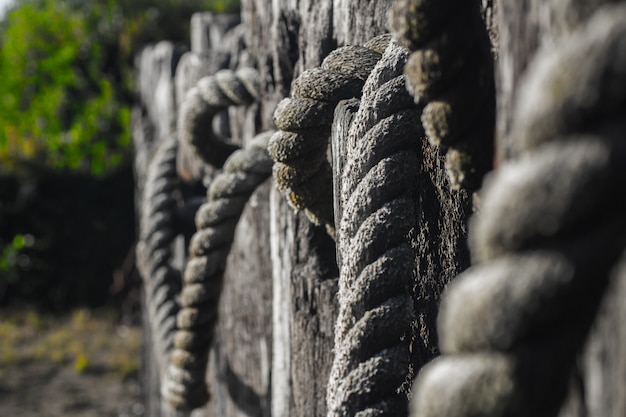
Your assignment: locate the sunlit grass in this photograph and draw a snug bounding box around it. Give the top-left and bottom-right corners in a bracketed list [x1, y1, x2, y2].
[0, 307, 141, 378]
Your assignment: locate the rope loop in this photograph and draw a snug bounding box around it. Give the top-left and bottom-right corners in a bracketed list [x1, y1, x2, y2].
[161, 131, 275, 411]
[390, 0, 495, 190]
[269, 34, 392, 235]
[139, 22, 265, 412]
[410, 5, 626, 416]
[179, 67, 261, 168]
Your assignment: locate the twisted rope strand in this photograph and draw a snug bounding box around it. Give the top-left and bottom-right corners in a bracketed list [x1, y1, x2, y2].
[390, 0, 495, 190]
[161, 131, 275, 411]
[136, 137, 182, 374]
[327, 40, 422, 417]
[179, 67, 260, 168]
[410, 5, 626, 417]
[269, 35, 391, 235]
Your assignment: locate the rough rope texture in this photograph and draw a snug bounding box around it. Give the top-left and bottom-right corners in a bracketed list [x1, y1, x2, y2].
[410, 5, 626, 417]
[269, 35, 391, 235]
[179, 67, 260, 168]
[389, 0, 495, 190]
[161, 131, 274, 411]
[327, 40, 422, 417]
[136, 138, 182, 376]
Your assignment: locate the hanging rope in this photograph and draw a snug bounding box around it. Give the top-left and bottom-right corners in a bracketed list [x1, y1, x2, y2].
[161, 131, 275, 411]
[137, 31, 265, 409]
[389, 0, 495, 190]
[136, 137, 182, 376]
[410, 5, 626, 416]
[326, 40, 423, 417]
[137, 56, 266, 412]
[179, 67, 261, 168]
[269, 35, 391, 235]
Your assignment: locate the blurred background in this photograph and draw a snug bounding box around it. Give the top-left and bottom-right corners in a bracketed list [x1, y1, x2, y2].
[0, 1, 238, 415]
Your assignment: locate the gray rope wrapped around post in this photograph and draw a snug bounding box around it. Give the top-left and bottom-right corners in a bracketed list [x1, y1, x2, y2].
[389, 0, 495, 190]
[410, 5, 626, 417]
[161, 131, 275, 411]
[179, 67, 260, 168]
[327, 40, 422, 417]
[136, 137, 182, 376]
[269, 35, 391, 236]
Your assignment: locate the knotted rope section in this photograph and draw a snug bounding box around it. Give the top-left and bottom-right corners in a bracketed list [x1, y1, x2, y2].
[269, 35, 391, 236]
[327, 40, 422, 417]
[390, 0, 494, 190]
[136, 137, 182, 376]
[161, 131, 275, 411]
[179, 67, 260, 168]
[410, 5, 626, 417]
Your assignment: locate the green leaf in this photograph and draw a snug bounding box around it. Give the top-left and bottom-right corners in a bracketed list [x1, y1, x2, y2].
[12, 234, 25, 250]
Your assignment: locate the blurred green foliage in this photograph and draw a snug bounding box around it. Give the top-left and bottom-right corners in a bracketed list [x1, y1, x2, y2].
[0, 0, 240, 309]
[0, 0, 127, 174]
[0, 0, 240, 175]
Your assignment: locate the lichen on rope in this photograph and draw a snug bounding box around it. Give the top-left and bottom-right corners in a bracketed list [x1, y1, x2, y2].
[390, 0, 495, 190]
[179, 67, 261, 168]
[136, 137, 182, 376]
[326, 39, 423, 417]
[409, 5, 626, 417]
[161, 131, 275, 411]
[269, 34, 392, 236]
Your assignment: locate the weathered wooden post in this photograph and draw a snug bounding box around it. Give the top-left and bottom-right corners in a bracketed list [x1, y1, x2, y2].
[495, 2, 626, 416]
[136, 1, 475, 415]
[134, 1, 626, 416]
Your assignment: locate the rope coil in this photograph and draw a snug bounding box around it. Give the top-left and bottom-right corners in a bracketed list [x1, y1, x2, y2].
[135, 43, 266, 410]
[410, 5, 626, 416]
[390, 0, 495, 190]
[139, 32, 266, 410]
[136, 138, 182, 375]
[161, 131, 275, 411]
[269, 35, 392, 235]
[327, 40, 422, 417]
[179, 67, 261, 168]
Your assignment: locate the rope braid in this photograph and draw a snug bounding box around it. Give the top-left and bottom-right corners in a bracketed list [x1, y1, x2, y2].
[136, 137, 182, 375]
[161, 131, 275, 411]
[269, 35, 392, 236]
[410, 5, 626, 416]
[179, 67, 261, 168]
[327, 40, 422, 417]
[390, 0, 495, 190]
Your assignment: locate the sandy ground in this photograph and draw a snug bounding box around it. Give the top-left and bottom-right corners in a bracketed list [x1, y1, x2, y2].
[0, 309, 144, 417]
[0, 361, 144, 417]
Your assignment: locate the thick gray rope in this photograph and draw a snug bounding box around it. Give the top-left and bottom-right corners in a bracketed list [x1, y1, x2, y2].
[389, 0, 495, 190]
[410, 5, 626, 416]
[269, 35, 391, 236]
[141, 58, 263, 411]
[161, 131, 274, 411]
[136, 137, 182, 376]
[179, 67, 260, 168]
[327, 40, 422, 417]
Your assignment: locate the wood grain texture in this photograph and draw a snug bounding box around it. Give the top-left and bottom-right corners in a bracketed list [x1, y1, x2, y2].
[233, 2, 390, 416]
[135, 1, 626, 416]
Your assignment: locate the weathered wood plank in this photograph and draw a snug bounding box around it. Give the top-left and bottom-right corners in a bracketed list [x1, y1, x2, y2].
[207, 181, 274, 417]
[136, 2, 626, 417]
